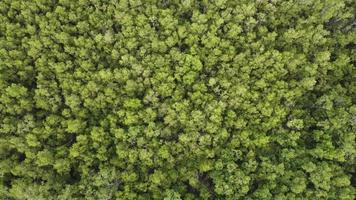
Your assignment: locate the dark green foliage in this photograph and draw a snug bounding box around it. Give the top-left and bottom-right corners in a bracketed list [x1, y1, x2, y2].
[0, 0, 355, 199]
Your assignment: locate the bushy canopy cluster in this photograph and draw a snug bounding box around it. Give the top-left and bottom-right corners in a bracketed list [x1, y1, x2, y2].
[0, 0, 355, 199]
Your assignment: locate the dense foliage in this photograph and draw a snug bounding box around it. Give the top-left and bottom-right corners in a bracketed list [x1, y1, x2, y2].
[0, 0, 355, 199]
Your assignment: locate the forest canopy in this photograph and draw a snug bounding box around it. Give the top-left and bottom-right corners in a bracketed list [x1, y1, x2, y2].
[0, 0, 355, 199]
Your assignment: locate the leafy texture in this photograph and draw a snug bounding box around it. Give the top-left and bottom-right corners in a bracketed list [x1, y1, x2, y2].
[0, 0, 355, 199]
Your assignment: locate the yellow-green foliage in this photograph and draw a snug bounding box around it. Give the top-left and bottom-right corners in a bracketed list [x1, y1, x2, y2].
[0, 0, 355, 199]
